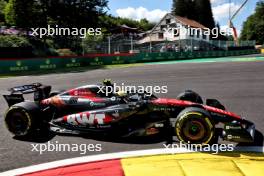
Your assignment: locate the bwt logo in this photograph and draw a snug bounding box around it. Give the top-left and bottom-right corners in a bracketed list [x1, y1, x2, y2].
[66, 113, 106, 125]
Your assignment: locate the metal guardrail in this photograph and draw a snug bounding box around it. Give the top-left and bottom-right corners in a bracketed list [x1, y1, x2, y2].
[82, 39, 256, 54]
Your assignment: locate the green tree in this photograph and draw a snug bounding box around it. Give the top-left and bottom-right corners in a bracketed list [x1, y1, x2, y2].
[172, 0, 189, 17]
[214, 22, 227, 40]
[0, 35, 31, 47]
[82, 34, 104, 54]
[172, 0, 195, 19]
[193, 0, 215, 29]
[0, 0, 7, 24]
[139, 18, 155, 31]
[46, 0, 108, 28]
[4, 0, 108, 28]
[4, 0, 15, 25]
[98, 15, 154, 32]
[240, 1, 264, 44]
[172, 0, 215, 29]
[4, 0, 45, 28]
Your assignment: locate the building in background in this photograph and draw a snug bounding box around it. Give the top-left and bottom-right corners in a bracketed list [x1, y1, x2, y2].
[138, 13, 210, 52]
[85, 14, 256, 54]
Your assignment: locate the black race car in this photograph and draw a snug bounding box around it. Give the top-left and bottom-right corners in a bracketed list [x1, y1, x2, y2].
[3, 81, 255, 144]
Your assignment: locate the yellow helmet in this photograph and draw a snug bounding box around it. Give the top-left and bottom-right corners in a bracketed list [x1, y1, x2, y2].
[117, 90, 127, 97]
[103, 79, 112, 86]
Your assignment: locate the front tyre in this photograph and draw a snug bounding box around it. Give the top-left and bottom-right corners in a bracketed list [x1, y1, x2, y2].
[5, 102, 40, 137]
[175, 107, 215, 144]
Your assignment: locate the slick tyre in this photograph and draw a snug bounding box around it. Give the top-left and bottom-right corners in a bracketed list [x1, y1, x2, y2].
[175, 107, 215, 144]
[5, 102, 40, 137]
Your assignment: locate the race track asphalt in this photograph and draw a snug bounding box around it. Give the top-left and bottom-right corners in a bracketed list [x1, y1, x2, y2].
[0, 60, 264, 172]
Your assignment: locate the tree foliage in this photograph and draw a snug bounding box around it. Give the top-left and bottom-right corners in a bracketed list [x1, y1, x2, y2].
[172, 0, 187, 17]
[215, 22, 227, 40]
[99, 15, 155, 32]
[240, 1, 264, 44]
[172, 0, 195, 19]
[193, 0, 215, 29]
[3, 0, 154, 32]
[172, 0, 215, 29]
[4, 0, 109, 28]
[0, 0, 7, 24]
[1, 0, 155, 56]
[0, 35, 31, 47]
[4, 0, 45, 28]
[45, 0, 108, 28]
[3, 0, 14, 25]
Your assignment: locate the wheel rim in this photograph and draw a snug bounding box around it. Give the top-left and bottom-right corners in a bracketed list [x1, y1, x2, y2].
[6, 110, 30, 136]
[182, 120, 206, 141]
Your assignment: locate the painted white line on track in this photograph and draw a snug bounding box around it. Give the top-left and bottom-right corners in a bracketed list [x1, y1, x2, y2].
[0, 146, 263, 176]
[0, 76, 30, 80]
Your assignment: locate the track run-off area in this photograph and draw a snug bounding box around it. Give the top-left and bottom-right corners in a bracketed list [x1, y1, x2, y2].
[0, 55, 264, 172]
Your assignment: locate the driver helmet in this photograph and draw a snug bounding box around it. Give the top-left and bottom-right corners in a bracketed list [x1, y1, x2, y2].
[116, 90, 127, 97]
[103, 79, 113, 87]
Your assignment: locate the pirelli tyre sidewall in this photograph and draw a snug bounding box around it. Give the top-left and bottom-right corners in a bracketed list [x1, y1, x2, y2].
[175, 107, 215, 145]
[4, 102, 40, 137]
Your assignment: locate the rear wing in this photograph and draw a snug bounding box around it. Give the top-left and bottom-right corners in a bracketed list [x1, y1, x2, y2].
[3, 83, 51, 107]
[8, 83, 42, 94]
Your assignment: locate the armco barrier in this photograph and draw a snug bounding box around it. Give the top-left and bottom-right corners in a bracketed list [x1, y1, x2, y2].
[0, 49, 260, 74]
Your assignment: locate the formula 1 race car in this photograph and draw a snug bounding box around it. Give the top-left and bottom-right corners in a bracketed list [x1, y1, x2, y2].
[3, 80, 256, 145]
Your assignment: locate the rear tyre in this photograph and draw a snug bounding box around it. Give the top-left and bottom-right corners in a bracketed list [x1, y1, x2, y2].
[175, 107, 215, 144]
[5, 102, 40, 137]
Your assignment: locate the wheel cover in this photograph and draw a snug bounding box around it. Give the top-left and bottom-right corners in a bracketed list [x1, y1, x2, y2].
[5, 108, 31, 136]
[182, 120, 206, 141]
[176, 112, 214, 144]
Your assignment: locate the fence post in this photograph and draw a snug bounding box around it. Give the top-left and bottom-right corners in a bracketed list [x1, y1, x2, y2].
[191, 38, 193, 52]
[82, 39, 85, 56]
[130, 36, 133, 52]
[108, 36, 111, 54]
